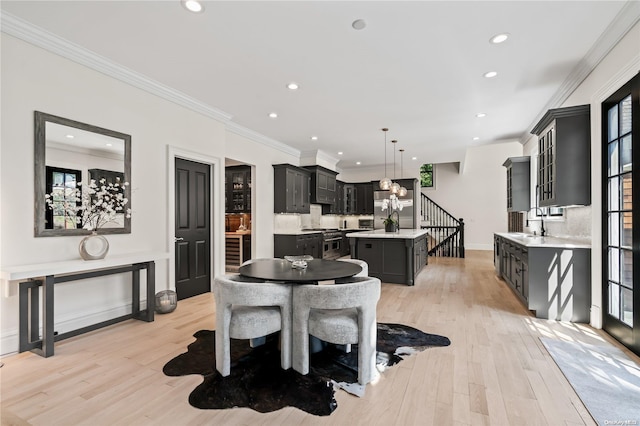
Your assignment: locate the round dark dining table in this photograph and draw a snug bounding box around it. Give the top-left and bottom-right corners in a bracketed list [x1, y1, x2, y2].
[238, 258, 362, 283]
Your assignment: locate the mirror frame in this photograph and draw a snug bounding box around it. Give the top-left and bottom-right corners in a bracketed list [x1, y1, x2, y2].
[34, 111, 132, 237]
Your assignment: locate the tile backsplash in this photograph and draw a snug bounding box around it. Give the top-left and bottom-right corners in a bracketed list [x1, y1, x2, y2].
[274, 204, 373, 232]
[525, 205, 591, 239]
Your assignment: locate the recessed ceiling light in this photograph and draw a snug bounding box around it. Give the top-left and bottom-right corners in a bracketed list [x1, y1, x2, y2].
[106, 143, 113, 147]
[352, 19, 366, 30]
[483, 71, 498, 78]
[287, 82, 299, 90]
[412, 157, 417, 160]
[490, 33, 509, 44]
[310, 136, 318, 141]
[476, 112, 487, 118]
[65, 134, 74, 139]
[356, 161, 361, 165]
[181, 0, 204, 13]
[472, 136, 480, 141]
[269, 112, 278, 119]
[338, 152, 343, 155]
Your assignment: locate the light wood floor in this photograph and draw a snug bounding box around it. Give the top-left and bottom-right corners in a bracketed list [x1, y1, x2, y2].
[2, 251, 638, 425]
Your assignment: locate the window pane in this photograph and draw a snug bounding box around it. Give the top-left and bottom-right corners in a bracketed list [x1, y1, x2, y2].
[622, 249, 633, 288]
[621, 287, 633, 327]
[609, 282, 620, 318]
[620, 135, 632, 173]
[609, 248, 620, 282]
[608, 141, 619, 176]
[608, 104, 618, 142]
[609, 213, 620, 246]
[52, 172, 64, 187]
[609, 177, 620, 211]
[622, 173, 632, 210]
[622, 211, 633, 249]
[620, 95, 632, 136]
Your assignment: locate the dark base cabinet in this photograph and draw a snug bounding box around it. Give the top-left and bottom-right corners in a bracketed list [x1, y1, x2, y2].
[495, 234, 591, 322]
[350, 234, 427, 286]
[274, 234, 322, 259]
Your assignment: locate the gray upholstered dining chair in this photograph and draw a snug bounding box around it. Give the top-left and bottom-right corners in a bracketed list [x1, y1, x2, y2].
[292, 276, 381, 385]
[213, 274, 292, 377]
[337, 258, 368, 277]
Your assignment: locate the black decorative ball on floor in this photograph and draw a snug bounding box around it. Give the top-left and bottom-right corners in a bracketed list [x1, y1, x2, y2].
[155, 290, 177, 314]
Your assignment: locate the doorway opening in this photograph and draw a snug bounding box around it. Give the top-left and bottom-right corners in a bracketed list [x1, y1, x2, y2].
[225, 158, 254, 272]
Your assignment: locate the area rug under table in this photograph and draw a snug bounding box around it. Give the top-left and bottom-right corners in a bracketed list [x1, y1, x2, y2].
[540, 337, 640, 426]
[163, 323, 450, 416]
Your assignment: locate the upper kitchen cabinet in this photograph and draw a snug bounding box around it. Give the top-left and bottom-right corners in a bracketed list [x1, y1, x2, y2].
[304, 165, 337, 204]
[502, 157, 530, 212]
[355, 182, 374, 215]
[322, 180, 344, 215]
[273, 164, 311, 214]
[225, 165, 251, 213]
[531, 105, 591, 207]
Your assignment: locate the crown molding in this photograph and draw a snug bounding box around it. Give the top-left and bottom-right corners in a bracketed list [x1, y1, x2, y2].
[0, 11, 305, 159]
[1, 12, 234, 123]
[521, 0, 640, 141]
[225, 121, 300, 157]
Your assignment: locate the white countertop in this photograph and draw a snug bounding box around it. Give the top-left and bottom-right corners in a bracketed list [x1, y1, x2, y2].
[1, 251, 170, 281]
[495, 232, 591, 249]
[274, 230, 323, 235]
[346, 229, 429, 239]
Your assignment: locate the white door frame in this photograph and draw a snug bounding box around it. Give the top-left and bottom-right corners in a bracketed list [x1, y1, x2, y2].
[167, 145, 224, 292]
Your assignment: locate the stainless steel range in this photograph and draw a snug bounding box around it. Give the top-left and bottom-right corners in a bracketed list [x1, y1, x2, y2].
[302, 228, 342, 259]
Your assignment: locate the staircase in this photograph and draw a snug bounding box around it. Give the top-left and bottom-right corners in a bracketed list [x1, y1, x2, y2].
[420, 193, 465, 258]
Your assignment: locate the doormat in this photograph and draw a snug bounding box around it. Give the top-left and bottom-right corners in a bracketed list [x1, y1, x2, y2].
[163, 323, 450, 416]
[540, 337, 640, 426]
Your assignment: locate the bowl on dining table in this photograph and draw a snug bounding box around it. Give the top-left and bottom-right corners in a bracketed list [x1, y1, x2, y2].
[284, 255, 313, 269]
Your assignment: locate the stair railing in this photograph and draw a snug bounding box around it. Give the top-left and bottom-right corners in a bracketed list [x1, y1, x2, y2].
[420, 193, 465, 258]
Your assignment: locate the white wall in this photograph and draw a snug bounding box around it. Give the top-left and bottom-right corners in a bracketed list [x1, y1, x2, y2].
[0, 34, 296, 355]
[420, 142, 523, 250]
[224, 130, 299, 258]
[523, 21, 640, 328]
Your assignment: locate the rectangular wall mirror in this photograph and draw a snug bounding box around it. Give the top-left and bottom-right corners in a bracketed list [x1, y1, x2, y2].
[34, 111, 132, 237]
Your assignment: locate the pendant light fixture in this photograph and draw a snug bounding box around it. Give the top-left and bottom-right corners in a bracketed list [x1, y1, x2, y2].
[390, 140, 400, 194]
[398, 148, 408, 197]
[379, 128, 392, 190]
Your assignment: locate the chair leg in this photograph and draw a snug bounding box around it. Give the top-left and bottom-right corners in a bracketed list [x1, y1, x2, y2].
[215, 305, 232, 377]
[292, 307, 310, 375]
[358, 315, 377, 385]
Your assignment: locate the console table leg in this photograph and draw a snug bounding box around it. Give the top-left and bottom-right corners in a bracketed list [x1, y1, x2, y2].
[30, 282, 40, 343]
[145, 262, 155, 322]
[132, 269, 140, 318]
[42, 275, 55, 357]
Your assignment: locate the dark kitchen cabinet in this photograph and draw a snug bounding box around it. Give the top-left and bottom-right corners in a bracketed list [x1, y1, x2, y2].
[531, 105, 590, 207]
[305, 165, 337, 205]
[494, 234, 590, 322]
[355, 182, 374, 215]
[225, 165, 251, 213]
[322, 180, 344, 215]
[344, 184, 356, 214]
[274, 233, 322, 259]
[502, 157, 530, 212]
[273, 164, 311, 214]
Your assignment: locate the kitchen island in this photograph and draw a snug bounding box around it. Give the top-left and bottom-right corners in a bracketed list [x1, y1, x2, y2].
[347, 229, 428, 286]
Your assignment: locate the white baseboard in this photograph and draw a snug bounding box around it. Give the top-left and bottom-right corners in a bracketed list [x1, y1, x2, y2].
[0, 300, 147, 357]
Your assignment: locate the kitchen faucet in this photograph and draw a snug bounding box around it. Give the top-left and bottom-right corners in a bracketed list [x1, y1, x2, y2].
[530, 207, 546, 237]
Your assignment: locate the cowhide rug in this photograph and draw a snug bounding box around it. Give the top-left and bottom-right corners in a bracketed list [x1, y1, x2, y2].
[163, 322, 450, 416]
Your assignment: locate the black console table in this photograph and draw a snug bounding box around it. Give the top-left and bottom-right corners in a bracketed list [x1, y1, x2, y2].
[1, 252, 168, 357]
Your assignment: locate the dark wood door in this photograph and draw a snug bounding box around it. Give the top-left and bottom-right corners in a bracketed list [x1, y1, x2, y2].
[175, 158, 211, 300]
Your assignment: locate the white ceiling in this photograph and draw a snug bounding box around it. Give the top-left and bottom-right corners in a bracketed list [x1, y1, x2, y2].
[2, 1, 638, 172]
